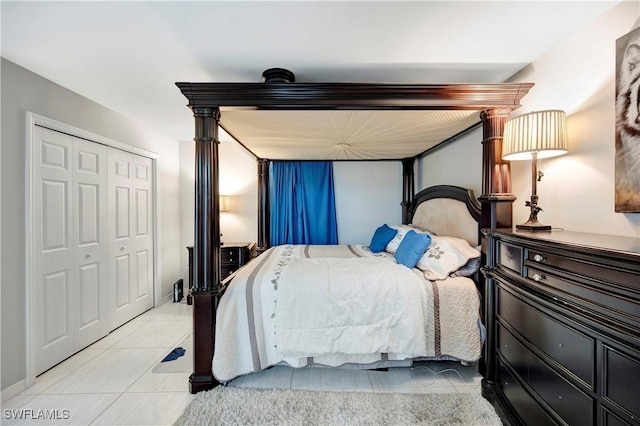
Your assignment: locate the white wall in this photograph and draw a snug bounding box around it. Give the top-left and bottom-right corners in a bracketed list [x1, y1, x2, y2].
[1, 59, 182, 392]
[179, 140, 195, 285]
[219, 140, 259, 245]
[417, 128, 483, 197]
[508, 2, 640, 238]
[334, 161, 403, 244]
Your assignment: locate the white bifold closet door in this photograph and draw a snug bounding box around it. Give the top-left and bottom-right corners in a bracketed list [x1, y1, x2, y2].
[34, 127, 109, 374]
[34, 126, 153, 375]
[108, 148, 154, 330]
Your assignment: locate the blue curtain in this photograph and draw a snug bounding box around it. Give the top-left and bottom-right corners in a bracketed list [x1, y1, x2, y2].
[269, 161, 338, 245]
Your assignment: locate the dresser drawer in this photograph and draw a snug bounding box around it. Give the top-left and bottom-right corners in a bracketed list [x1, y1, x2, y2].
[604, 345, 640, 420]
[221, 248, 241, 263]
[527, 249, 639, 293]
[498, 286, 595, 386]
[499, 241, 523, 274]
[498, 360, 557, 426]
[526, 267, 640, 330]
[498, 323, 594, 425]
[603, 408, 635, 426]
[221, 266, 235, 279]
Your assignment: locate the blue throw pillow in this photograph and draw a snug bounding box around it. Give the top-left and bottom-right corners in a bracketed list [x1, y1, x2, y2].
[395, 230, 432, 268]
[369, 224, 398, 253]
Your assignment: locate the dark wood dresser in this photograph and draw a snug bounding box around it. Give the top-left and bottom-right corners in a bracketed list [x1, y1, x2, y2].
[482, 229, 640, 426]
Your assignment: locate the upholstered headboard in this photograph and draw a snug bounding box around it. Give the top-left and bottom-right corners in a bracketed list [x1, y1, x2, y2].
[409, 185, 481, 246]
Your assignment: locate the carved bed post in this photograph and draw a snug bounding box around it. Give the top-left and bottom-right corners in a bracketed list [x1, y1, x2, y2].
[401, 157, 415, 224]
[190, 107, 221, 393]
[257, 159, 270, 253]
[478, 108, 516, 230]
[477, 107, 514, 396]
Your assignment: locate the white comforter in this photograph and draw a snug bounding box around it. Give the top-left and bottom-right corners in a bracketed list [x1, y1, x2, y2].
[212, 244, 482, 381]
[275, 257, 428, 358]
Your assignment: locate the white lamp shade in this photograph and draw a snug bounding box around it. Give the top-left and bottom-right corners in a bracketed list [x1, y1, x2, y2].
[219, 195, 230, 212]
[502, 110, 568, 161]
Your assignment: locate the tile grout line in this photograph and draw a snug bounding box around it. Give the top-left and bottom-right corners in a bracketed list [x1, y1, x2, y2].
[88, 392, 128, 425]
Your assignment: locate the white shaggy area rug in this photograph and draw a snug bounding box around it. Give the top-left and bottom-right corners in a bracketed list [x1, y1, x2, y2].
[175, 387, 502, 426]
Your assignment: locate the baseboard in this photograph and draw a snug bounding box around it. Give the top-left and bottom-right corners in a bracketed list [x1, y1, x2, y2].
[161, 292, 173, 305]
[1, 379, 27, 402]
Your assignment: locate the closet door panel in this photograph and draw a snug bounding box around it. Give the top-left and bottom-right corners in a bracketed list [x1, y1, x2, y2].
[131, 155, 153, 315]
[115, 254, 131, 308]
[34, 126, 75, 375]
[73, 138, 109, 350]
[108, 148, 135, 329]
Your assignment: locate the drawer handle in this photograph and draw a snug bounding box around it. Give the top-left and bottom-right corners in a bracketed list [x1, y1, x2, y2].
[532, 273, 545, 282]
[558, 395, 563, 400]
[533, 254, 546, 262]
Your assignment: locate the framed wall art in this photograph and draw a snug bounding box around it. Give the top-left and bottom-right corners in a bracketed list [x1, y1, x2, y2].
[615, 26, 640, 212]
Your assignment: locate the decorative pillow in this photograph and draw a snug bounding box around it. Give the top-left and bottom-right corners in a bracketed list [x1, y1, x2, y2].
[450, 256, 482, 277]
[369, 224, 398, 253]
[394, 230, 432, 269]
[385, 224, 426, 254]
[416, 236, 480, 280]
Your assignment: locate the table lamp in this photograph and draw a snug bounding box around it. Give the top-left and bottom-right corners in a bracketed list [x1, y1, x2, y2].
[502, 110, 568, 231]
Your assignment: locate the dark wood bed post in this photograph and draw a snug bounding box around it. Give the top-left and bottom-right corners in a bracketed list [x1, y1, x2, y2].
[401, 157, 415, 224]
[189, 107, 221, 393]
[477, 107, 514, 395]
[478, 108, 516, 229]
[257, 159, 270, 253]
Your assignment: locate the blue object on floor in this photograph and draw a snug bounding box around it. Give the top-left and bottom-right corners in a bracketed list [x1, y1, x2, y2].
[161, 347, 186, 362]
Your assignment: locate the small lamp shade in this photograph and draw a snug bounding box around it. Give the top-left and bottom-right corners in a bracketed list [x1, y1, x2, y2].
[502, 110, 568, 161]
[219, 195, 230, 212]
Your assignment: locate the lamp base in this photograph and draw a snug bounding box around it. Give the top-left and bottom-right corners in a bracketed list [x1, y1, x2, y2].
[516, 222, 552, 231]
[519, 194, 552, 231]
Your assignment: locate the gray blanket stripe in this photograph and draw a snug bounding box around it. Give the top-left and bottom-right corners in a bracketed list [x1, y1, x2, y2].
[347, 245, 363, 257]
[303, 245, 310, 258]
[246, 248, 277, 371]
[431, 281, 442, 356]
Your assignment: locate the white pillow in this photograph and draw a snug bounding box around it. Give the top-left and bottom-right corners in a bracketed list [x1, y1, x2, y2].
[416, 235, 480, 281]
[385, 225, 428, 254]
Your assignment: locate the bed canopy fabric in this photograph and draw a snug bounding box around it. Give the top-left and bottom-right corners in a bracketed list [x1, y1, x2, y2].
[176, 72, 533, 393]
[219, 109, 482, 160]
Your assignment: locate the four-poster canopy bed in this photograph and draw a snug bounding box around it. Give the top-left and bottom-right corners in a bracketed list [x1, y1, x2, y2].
[175, 71, 533, 397]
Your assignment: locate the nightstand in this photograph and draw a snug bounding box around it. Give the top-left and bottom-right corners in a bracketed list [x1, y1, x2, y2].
[220, 242, 257, 279]
[187, 242, 257, 289]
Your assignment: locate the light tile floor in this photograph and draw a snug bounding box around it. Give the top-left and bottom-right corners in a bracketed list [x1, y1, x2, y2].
[1, 300, 482, 425]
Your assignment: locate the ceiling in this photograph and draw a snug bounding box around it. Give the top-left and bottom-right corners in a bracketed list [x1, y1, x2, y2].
[1, 1, 623, 154]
